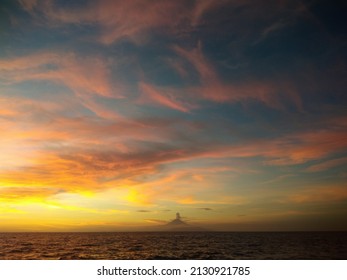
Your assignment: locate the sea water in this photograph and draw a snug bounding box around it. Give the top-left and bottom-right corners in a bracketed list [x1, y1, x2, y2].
[0, 231, 346, 260]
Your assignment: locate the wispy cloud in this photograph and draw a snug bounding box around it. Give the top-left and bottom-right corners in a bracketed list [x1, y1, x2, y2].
[1, 52, 115, 98]
[139, 82, 193, 113]
[288, 185, 347, 204]
[168, 43, 302, 109]
[144, 219, 166, 224]
[197, 207, 213, 211]
[0, 52, 123, 120]
[17, 0, 233, 45]
[306, 157, 347, 173]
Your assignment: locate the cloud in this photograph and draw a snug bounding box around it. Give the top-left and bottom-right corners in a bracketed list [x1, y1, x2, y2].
[0, 0, 344, 232]
[191, 0, 228, 26]
[1, 84, 345, 205]
[198, 128, 347, 166]
[261, 174, 296, 185]
[0, 51, 126, 120]
[144, 219, 166, 224]
[18, 0, 232, 45]
[173, 42, 218, 83]
[13, 2, 306, 114]
[0, 97, 204, 197]
[165, 58, 189, 79]
[263, 130, 347, 165]
[0, 187, 63, 202]
[288, 186, 347, 204]
[262, 20, 289, 37]
[170, 43, 302, 109]
[18, 0, 186, 44]
[18, 0, 38, 12]
[96, 0, 187, 45]
[197, 207, 213, 211]
[139, 82, 194, 113]
[1, 52, 116, 97]
[137, 44, 285, 112]
[2, 107, 345, 203]
[177, 196, 247, 206]
[0, 95, 175, 148]
[306, 157, 347, 173]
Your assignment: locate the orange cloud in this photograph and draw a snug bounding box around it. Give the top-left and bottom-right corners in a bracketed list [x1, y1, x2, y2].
[0, 187, 62, 201]
[177, 196, 247, 206]
[2, 96, 345, 204]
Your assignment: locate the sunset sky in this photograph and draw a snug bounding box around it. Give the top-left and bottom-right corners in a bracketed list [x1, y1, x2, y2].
[1, 0, 347, 231]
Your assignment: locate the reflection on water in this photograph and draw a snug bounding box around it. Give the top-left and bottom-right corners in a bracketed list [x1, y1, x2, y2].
[0, 232, 346, 260]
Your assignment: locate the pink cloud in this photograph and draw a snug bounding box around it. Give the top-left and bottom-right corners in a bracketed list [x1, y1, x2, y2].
[185, 127, 347, 167]
[172, 43, 302, 109]
[139, 82, 194, 113]
[0, 52, 125, 119]
[174, 42, 218, 83]
[0, 52, 58, 71]
[133, 43, 289, 112]
[0, 52, 116, 98]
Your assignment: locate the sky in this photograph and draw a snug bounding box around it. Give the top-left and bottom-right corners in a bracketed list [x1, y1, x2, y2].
[0, 0, 347, 232]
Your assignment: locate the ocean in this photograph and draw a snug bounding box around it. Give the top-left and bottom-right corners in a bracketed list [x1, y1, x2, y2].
[0, 232, 346, 260]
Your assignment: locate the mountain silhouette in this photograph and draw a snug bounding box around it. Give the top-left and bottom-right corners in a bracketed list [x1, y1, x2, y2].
[138, 212, 208, 232]
[162, 212, 205, 231]
[166, 212, 187, 226]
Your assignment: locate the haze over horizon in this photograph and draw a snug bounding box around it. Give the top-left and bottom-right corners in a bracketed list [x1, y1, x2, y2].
[1, 0, 347, 232]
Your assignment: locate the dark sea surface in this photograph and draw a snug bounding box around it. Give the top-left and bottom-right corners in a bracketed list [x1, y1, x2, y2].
[0, 232, 346, 260]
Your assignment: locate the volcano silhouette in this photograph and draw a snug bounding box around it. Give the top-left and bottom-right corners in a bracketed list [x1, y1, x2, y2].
[162, 212, 205, 231]
[166, 212, 188, 226]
